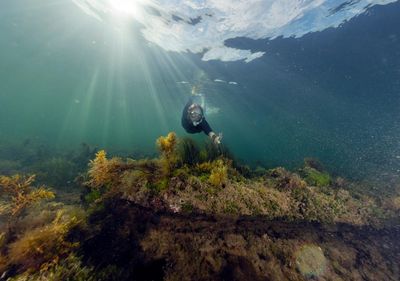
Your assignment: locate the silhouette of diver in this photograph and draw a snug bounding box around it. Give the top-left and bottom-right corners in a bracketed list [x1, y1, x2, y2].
[181, 92, 222, 145]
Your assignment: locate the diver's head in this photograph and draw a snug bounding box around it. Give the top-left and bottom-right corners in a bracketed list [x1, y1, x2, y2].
[188, 104, 203, 126]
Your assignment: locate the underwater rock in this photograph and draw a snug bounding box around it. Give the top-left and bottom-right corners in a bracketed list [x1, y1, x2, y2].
[81, 134, 399, 226]
[83, 200, 400, 281]
[294, 245, 327, 278]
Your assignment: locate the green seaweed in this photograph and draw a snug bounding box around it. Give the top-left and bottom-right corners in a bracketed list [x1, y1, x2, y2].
[177, 137, 201, 166]
[83, 189, 101, 204]
[299, 166, 331, 187]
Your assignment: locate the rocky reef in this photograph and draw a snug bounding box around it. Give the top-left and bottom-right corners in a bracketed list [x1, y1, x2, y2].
[0, 132, 399, 280]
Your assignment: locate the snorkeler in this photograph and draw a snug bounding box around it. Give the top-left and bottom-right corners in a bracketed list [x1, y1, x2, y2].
[181, 91, 222, 145]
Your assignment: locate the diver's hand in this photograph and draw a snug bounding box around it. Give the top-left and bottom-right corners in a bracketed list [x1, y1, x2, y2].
[209, 132, 222, 145]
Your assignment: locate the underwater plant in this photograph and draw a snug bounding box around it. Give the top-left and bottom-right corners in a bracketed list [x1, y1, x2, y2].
[86, 150, 121, 189]
[156, 132, 179, 176]
[200, 141, 234, 163]
[268, 167, 307, 190]
[6, 209, 82, 273]
[208, 159, 229, 187]
[7, 254, 96, 281]
[0, 174, 55, 218]
[177, 137, 201, 166]
[299, 158, 332, 187]
[299, 166, 331, 187]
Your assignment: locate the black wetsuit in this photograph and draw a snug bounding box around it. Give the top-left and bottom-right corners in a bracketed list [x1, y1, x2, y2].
[181, 97, 212, 135]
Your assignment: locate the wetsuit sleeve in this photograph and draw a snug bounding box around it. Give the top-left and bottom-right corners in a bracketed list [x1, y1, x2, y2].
[200, 119, 213, 135]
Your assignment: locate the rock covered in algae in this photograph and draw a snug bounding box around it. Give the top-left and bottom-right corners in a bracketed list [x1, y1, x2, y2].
[1, 133, 400, 280]
[295, 244, 328, 278]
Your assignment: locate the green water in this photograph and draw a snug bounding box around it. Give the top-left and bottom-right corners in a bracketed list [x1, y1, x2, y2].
[1, 0, 400, 180]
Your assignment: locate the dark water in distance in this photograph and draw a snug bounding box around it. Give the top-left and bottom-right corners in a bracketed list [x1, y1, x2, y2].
[0, 0, 399, 179]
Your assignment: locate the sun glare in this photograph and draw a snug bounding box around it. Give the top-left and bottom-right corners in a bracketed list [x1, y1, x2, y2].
[109, 0, 141, 17]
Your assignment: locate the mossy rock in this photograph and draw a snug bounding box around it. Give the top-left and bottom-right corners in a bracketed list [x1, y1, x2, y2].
[299, 167, 331, 187]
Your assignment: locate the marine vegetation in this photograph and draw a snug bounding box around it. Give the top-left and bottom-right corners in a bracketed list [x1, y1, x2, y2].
[82, 132, 399, 226]
[0, 174, 54, 218]
[0, 174, 87, 279]
[6, 210, 81, 273]
[177, 137, 200, 165]
[0, 132, 399, 280]
[156, 132, 179, 176]
[208, 159, 229, 187]
[299, 165, 332, 187]
[86, 150, 122, 189]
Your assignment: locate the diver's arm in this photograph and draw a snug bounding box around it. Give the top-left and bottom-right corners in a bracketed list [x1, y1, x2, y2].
[201, 119, 212, 136]
[201, 120, 222, 145]
[201, 119, 222, 145]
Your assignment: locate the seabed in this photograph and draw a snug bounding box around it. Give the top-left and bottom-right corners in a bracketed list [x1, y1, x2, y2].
[0, 132, 399, 280]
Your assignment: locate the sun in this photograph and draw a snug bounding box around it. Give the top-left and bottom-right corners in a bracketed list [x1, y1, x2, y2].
[109, 0, 141, 17]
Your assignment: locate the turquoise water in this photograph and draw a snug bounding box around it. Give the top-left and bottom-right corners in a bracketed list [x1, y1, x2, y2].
[1, 0, 399, 179]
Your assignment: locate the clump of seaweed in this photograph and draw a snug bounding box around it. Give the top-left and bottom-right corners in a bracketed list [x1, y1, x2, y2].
[299, 166, 331, 187]
[7, 210, 82, 273]
[86, 150, 121, 189]
[208, 159, 229, 187]
[177, 137, 201, 166]
[7, 254, 96, 281]
[268, 167, 307, 190]
[0, 174, 55, 218]
[0, 171, 87, 279]
[156, 132, 179, 176]
[200, 141, 234, 163]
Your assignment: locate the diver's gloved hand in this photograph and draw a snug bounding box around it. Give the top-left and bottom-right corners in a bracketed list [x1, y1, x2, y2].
[209, 132, 223, 145]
